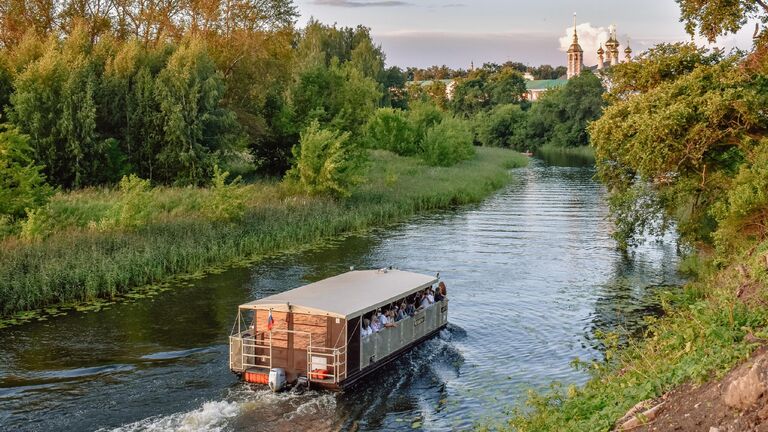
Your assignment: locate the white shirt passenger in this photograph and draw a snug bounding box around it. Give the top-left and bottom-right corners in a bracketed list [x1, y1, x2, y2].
[427, 293, 435, 304]
[361, 326, 371, 338]
[379, 314, 389, 326]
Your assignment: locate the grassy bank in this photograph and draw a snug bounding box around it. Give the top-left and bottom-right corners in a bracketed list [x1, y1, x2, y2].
[0, 148, 527, 319]
[503, 246, 768, 431]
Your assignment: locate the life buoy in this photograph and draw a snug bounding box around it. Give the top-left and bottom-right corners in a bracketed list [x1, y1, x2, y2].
[310, 369, 329, 380]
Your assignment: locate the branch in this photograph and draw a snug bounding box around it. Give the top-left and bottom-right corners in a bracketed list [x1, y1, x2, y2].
[757, 0, 768, 14]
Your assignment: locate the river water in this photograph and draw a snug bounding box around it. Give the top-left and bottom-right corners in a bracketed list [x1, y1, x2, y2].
[0, 159, 684, 431]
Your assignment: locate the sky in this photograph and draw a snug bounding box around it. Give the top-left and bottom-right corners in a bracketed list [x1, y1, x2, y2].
[294, 0, 757, 68]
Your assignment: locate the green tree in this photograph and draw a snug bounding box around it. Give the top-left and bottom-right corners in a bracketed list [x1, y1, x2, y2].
[0, 125, 53, 219]
[154, 38, 243, 185]
[365, 108, 417, 155]
[676, 0, 768, 42]
[525, 71, 604, 148]
[477, 104, 529, 150]
[287, 120, 364, 197]
[421, 117, 475, 167]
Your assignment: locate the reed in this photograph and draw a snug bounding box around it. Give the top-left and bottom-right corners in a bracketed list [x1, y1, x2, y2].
[0, 148, 527, 317]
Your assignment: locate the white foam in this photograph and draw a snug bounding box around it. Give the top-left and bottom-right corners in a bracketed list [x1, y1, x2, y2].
[107, 400, 240, 432]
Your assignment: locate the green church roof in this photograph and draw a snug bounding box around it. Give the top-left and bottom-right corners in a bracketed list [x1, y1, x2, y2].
[525, 79, 568, 90]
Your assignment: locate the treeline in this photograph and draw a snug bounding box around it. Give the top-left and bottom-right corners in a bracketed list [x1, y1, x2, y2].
[415, 65, 605, 152]
[406, 62, 567, 81]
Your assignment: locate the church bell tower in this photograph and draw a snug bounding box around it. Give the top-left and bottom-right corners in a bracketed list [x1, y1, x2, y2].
[567, 13, 584, 79]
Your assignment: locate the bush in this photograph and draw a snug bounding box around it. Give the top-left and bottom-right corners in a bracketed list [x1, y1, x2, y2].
[407, 100, 444, 144]
[0, 126, 54, 220]
[477, 104, 529, 150]
[287, 121, 364, 197]
[421, 117, 475, 167]
[96, 175, 153, 230]
[203, 165, 247, 222]
[365, 108, 418, 155]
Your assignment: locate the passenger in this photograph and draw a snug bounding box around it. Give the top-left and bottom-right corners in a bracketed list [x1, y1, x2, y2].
[434, 288, 444, 302]
[426, 288, 435, 304]
[361, 318, 372, 338]
[384, 309, 397, 328]
[405, 299, 416, 317]
[438, 281, 447, 298]
[370, 315, 382, 333]
[378, 308, 389, 327]
[419, 291, 430, 309]
[396, 303, 407, 321]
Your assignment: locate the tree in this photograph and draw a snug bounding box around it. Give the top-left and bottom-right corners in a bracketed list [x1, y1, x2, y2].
[477, 104, 529, 150]
[421, 117, 475, 167]
[154, 38, 243, 185]
[676, 0, 768, 42]
[291, 60, 380, 140]
[525, 71, 604, 148]
[365, 108, 417, 155]
[487, 68, 527, 105]
[590, 55, 766, 246]
[286, 120, 364, 197]
[0, 125, 53, 219]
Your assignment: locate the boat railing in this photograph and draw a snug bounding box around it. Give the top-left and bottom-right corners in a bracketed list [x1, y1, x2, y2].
[360, 298, 448, 369]
[229, 327, 347, 387]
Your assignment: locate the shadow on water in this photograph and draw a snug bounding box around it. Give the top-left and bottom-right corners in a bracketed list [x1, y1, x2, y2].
[0, 161, 683, 431]
[535, 147, 596, 168]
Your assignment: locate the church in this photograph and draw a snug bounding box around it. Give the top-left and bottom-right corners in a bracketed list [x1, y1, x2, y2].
[527, 15, 633, 101]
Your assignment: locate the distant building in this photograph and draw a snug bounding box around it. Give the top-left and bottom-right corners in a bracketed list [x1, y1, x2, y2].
[525, 78, 568, 101]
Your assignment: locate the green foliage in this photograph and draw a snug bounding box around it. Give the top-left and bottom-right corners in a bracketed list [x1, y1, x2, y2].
[291, 60, 381, 140]
[0, 147, 527, 316]
[676, 0, 768, 42]
[0, 126, 54, 220]
[421, 117, 475, 167]
[407, 100, 444, 144]
[607, 43, 723, 101]
[287, 121, 364, 197]
[203, 165, 247, 222]
[364, 108, 417, 155]
[450, 67, 527, 117]
[476, 104, 528, 150]
[154, 38, 244, 185]
[526, 71, 604, 148]
[98, 174, 153, 230]
[591, 57, 766, 246]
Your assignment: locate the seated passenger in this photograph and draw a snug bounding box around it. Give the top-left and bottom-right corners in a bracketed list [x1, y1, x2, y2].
[419, 291, 431, 309]
[378, 308, 389, 327]
[361, 318, 372, 338]
[426, 288, 435, 304]
[434, 289, 444, 302]
[396, 303, 407, 321]
[370, 315, 382, 333]
[384, 309, 397, 328]
[405, 300, 416, 317]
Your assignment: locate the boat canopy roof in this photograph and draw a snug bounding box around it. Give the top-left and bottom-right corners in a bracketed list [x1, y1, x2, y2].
[239, 269, 437, 319]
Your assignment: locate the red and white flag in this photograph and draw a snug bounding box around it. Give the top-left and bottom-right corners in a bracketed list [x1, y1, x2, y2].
[267, 310, 274, 331]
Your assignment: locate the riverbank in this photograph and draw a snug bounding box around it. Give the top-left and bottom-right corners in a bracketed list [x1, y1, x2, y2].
[0, 148, 527, 323]
[504, 244, 768, 431]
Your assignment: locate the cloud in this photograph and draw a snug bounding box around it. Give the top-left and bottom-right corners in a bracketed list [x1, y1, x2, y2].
[311, 0, 411, 7]
[558, 23, 616, 66]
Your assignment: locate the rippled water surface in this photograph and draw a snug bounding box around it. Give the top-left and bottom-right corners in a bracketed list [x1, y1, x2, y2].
[0, 160, 684, 431]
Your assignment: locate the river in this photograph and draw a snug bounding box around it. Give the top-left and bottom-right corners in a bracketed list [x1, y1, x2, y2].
[0, 158, 684, 431]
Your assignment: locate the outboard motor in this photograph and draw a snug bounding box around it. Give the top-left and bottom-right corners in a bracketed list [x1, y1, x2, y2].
[268, 368, 286, 392]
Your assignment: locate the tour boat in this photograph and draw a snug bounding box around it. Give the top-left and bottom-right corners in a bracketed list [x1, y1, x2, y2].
[228, 268, 448, 391]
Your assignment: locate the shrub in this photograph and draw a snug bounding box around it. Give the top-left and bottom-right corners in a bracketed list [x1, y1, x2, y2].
[203, 165, 247, 222]
[0, 126, 54, 220]
[287, 121, 364, 197]
[97, 174, 153, 230]
[365, 108, 418, 155]
[477, 104, 529, 150]
[421, 117, 475, 167]
[407, 100, 444, 144]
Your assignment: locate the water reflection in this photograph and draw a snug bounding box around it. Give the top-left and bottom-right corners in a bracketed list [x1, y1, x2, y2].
[0, 161, 682, 431]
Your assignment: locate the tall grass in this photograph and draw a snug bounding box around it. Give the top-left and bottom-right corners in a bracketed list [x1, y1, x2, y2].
[0, 148, 527, 317]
